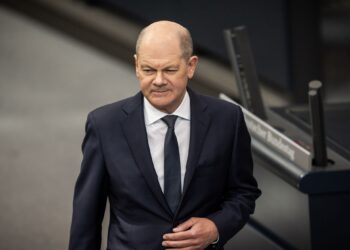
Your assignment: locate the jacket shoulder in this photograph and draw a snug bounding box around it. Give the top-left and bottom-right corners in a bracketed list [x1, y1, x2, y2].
[88, 92, 141, 124]
[199, 94, 241, 115]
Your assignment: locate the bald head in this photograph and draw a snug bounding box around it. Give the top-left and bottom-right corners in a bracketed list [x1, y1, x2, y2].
[135, 21, 193, 60]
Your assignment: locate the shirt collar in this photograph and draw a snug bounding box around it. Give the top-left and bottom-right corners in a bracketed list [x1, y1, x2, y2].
[144, 91, 191, 125]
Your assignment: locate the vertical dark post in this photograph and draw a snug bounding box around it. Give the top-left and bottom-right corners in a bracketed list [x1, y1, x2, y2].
[223, 26, 267, 120]
[308, 80, 327, 166]
[288, 0, 321, 103]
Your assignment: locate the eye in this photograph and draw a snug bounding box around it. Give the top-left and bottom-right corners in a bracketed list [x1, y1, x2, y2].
[165, 68, 178, 74]
[142, 68, 155, 74]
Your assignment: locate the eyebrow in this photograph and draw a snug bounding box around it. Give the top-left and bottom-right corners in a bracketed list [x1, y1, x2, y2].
[140, 64, 179, 69]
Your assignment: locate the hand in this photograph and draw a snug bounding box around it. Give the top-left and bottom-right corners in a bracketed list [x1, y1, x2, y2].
[162, 217, 218, 250]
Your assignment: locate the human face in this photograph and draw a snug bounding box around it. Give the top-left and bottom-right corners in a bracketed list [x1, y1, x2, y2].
[135, 42, 198, 114]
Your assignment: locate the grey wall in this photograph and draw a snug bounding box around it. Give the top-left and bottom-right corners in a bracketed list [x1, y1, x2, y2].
[0, 6, 139, 249]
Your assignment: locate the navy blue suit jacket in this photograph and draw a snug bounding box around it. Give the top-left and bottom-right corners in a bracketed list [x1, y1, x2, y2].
[69, 89, 261, 250]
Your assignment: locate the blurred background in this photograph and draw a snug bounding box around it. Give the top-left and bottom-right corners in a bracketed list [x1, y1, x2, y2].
[0, 0, 349, 249]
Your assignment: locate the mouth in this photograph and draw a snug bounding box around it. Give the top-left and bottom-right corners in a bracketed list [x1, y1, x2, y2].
[151, 89, 169, 93]
[151, 89, 170, 98]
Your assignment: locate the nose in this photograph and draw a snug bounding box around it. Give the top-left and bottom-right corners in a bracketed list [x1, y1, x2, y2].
[153, 71, 166, 86]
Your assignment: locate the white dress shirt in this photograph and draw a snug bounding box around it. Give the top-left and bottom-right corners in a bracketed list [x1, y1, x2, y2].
[144, 91, 190, 192]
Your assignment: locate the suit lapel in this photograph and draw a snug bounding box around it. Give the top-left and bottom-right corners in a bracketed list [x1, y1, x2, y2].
[182, 89, 211, 199]
[121, 90, 211, 217]
[121, 93, 172, 216]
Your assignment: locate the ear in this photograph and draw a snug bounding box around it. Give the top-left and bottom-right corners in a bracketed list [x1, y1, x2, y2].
[187, 56, 199, 79]
[134, 54, 140, 78]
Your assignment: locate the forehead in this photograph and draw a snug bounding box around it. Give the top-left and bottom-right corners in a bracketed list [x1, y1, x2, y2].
[137, 41, 184, 66]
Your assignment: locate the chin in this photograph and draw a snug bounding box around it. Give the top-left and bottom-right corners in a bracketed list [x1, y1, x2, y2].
[150, 99, 173, 112]
[153, 100, 171, 110]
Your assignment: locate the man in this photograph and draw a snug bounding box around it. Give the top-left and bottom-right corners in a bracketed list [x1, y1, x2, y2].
[69, 20, 261, 250]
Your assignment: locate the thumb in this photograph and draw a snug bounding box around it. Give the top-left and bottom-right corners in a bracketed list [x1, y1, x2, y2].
[173, 217, 198, 232]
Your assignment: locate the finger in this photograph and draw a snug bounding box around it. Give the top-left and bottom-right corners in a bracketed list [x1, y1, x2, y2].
[173, 217, 197, 232]
[163, 230, 193, 241]
[165, 248, 193, 250]
[162, 238, 197, 249]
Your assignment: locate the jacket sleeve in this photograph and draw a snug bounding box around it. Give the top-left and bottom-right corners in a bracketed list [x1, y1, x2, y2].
[207, 107, 261, 248]
[69, 113, 108, 250]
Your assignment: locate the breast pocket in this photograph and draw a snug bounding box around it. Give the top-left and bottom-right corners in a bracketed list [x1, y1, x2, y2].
[194, 149, 228, 179]
[195, 161, 220, 178]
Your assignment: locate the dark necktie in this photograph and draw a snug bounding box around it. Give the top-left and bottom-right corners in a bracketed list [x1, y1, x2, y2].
[162, 115, 181, 214]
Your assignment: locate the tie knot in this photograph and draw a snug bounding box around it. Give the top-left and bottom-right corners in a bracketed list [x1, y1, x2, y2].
[162, 115, 178, 129]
